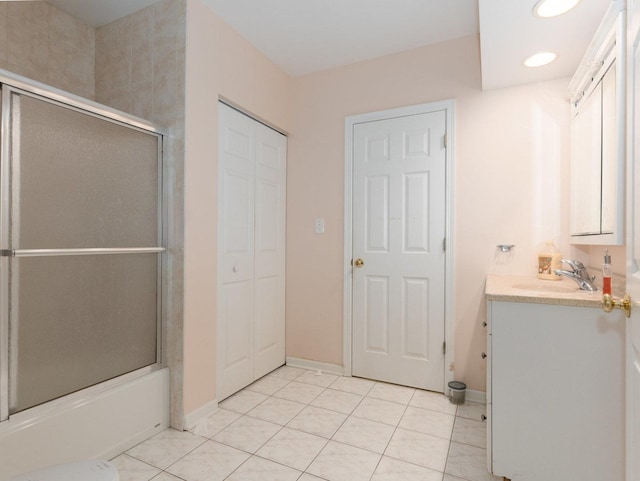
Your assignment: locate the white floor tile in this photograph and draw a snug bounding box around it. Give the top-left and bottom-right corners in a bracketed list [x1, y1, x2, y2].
[126, 429, 206, 470]
[165, 440, 249, 481]
[225, 456, 301, 481]
[456, 401, 486, 422]
[273, 381, 325, 404]
[296, 370, 340, 388]
[399, 406, 455, 440]
[410, 390, 458, 416]
[213, 416, 281, 453]
[452, 416, 487, 449]
[351, 397, 407, 426]
[310, 388, 363, 414]
[287, 405, 348, 438]
[445, 441, 501, 481]
[219, 390, 269, 414]
[150, 474, 183, 481]
[385, 427, 450, 472]
[371, 456, 444, 481]
[246, 375, 291, 396]
[329, 376, 375, 396]
[247, 396, 306, 425]
[269, 365, 307, 380]
[190, 408, 242, 438]
[368, 382, 415, 405]
[307, 440, 381, 481]
[298, 474, 327, 481]
[110, 454, 160, 481]
[331, 416, 395, 454]
[256, 427, 328, 471]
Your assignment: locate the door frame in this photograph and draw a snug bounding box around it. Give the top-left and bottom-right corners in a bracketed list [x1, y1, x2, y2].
[342, 100, 456, 393]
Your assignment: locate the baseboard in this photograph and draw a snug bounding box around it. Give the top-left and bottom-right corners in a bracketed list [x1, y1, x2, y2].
[183, 398, 219, 431]
[285, 357, 344, 376]
[465, 389, 486, 404]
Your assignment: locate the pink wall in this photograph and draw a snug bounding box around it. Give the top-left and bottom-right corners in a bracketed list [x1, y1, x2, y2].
[286, 34, 575, 391]
[183, 0, 293, 415]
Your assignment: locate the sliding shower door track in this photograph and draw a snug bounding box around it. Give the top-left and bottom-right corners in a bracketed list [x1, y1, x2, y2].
[1, 247, 165, 257]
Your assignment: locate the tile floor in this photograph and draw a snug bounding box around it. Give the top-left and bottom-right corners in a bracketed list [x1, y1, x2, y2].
[111, 366, 501, 481]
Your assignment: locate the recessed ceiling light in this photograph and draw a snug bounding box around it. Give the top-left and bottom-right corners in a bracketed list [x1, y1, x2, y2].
[533, 0, 581, 18]
[524, 52, 557, 67]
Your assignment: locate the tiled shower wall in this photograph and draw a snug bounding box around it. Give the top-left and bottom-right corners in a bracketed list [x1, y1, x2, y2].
[0, 0, 186, 429]
[0, 1, 95, 99]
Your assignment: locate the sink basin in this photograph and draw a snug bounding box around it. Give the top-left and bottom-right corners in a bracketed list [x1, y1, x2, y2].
[512, 282, 577, 294]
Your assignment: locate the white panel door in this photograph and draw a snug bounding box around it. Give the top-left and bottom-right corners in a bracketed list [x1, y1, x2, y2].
[352, 111, 446, 391]
[217, 103, 286, 400]
[627, 1, 640, 478]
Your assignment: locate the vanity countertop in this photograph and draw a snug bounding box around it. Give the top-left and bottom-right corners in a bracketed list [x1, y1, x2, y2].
[485, 274, 604, 308]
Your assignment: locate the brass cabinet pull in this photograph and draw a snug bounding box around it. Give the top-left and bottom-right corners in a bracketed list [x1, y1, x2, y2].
[353, 258, 364, 268]
[602, 293, 631, 318]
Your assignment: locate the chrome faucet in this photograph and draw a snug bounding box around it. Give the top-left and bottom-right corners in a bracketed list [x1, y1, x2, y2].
[554, 259, 598, 291]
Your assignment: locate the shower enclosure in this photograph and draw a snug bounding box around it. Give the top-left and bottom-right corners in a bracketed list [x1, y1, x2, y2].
[0, 73, 166, 424]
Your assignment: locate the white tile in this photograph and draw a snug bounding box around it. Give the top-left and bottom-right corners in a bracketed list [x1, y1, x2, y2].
[245, 375, 291, 396]
[311, 388, 363, 414]
[247, 396, 306, 425]
[273, 381, 325, 404]
[385, 427, 450, 472]
[399, 406, 455, 440]
[296, 370, 340, 388]
[256, 427, 328, 471]
[371, 456, 444, 481]
[445, 441, 501, 481]
[225, 456, 301, 481]
[368, 382, 415, 405]
[190, 408, 241, 438]
[443, 475, 467, 481]
[110, 454, 160, 481]
[287, 405, 348, 438]
[351, 397, 407, 426]
[307, 440, 381, 481]
[126, 428, 206, 470]
[165, 440, 249, 481]
[268, 365, 307, 380]
[151, 474, 183, 481]
[452, 417, 487, 449]
[219, 390, 269, 414]
[332, 416, 395, 454]
[456, 401, 486, 422]
[410, 390, 458, 416]
[298, 474, 326, 481]
[213, 416, 281, 453]
[329, 376, 375, 396]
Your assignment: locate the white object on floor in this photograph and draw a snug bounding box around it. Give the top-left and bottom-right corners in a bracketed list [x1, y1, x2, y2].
[7, 460, 119, 481]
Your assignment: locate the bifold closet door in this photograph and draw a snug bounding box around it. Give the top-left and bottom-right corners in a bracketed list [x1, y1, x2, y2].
[217, 103, 286, 400]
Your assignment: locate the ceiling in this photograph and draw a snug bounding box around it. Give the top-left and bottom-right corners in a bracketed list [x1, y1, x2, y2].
[47, 0, 613, 89]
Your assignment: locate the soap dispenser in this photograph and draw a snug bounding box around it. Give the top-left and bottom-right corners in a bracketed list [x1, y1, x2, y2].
[602, 249, 612, 295]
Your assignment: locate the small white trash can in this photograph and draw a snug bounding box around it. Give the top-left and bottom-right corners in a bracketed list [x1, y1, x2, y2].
[448, 380, 466, 405]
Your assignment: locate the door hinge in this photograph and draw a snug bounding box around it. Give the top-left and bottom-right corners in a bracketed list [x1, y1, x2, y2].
[443, 341, 446, 355]
[443, 237, 446, 252]
[443, 133, 448, 148]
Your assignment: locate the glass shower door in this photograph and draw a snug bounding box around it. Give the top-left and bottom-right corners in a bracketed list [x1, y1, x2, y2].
[0, 87, 164, 418]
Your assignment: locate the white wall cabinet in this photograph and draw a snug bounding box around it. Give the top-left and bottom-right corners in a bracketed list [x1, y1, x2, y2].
[569, 1, 625, 244]
[217, 102, 287, 401]
[486, 300, 624, 481]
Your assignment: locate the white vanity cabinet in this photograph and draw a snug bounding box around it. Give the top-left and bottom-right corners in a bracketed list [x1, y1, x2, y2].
[486, 292, 625, 481]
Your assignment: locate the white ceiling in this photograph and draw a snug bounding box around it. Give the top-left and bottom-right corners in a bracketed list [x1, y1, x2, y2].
[46, 0, 613, 89]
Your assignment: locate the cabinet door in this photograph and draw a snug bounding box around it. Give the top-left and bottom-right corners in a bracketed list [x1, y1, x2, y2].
[570, 84, 602, 236]
[601, 62, 617, 233]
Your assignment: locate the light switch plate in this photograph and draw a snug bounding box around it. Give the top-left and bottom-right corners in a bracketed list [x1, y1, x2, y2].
[314, 218, 325, 234]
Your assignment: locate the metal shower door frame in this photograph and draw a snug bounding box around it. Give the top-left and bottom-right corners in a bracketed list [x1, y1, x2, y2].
[0, 73, 167, 422]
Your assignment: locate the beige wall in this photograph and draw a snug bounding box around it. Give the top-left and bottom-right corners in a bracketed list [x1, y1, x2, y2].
[286, 34, 577, 391]
[183, 0, 293, 415]
[0, 1, 95, 99]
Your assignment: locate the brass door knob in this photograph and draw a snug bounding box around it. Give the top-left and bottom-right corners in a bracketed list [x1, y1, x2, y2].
[353, 258, 364, 268]
[602, 293, 631, 318]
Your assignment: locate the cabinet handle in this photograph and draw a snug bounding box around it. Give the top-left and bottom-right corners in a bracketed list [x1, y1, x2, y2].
[481, 352, 487, 360]
[481, 414, 487, 422]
